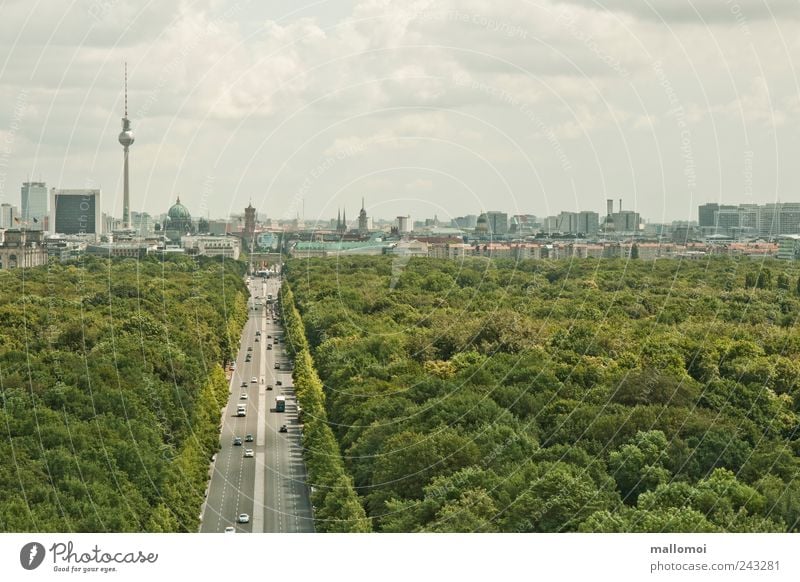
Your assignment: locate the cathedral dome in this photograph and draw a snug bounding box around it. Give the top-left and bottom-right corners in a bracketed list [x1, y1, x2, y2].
[167, 197, 191, 221]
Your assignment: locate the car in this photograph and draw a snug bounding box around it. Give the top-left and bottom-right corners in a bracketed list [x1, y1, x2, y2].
[245, 434, 254, 442]
[240, 393, 248, 400]
[267, 335, 271, 339]
[233, 437, 242, 446]
[274, 363, 280, 369]
[241, 381, 248, 388]
[266, 384, 273, 390]
[255, 337, 260, 342]
[250, 376, 257, 383]
[267, 344, 272, 350]
[279, 425, 288, 433]
[255, 331, 261, 336]
[276, 380, 282, 386]
[237, 513, 250, 523]
[230, 363, 236, 370]
[247, 347, 253, 352]
[244, 449, 254, 458]
[224, 527, 235, 533]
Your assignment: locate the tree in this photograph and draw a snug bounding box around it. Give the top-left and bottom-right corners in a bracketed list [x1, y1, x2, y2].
[756, 268, 772, 289]
[608, 431, 671, 504]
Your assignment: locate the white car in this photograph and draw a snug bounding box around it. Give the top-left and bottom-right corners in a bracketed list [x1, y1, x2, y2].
[240, 393, 248, 400]
[238, 513, 250, 523]
[244, 449, 254, 458]
[224, 527, 235, 533]
[251, 376, 257, 383]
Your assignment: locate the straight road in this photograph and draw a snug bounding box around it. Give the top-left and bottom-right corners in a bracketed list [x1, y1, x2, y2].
[200, 269, 314, 533]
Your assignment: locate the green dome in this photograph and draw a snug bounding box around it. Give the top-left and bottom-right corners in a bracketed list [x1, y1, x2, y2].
[167, 197, 191, 221]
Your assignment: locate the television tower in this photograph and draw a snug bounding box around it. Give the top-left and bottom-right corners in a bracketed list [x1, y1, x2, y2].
[118, 62, 135, 228]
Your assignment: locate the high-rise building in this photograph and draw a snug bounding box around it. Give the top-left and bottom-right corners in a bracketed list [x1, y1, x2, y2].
[50, 189, 101, 235]
[397, 215, 411, 233]
[578, 211, 600, 235]
[0, 204, 18, 229]
[613, 210, 641, 232]
[118, 63, 135, 228]
[131, 211, 154, 236]
[358, 198, 369, 234]
[244, 203, 256, 248]
[486, 211, 509, 235]
[21, 182, 47, 229]
[700, 202, 800, 238]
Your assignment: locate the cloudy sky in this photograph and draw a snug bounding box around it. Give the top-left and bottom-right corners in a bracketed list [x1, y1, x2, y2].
[0, 0, 798, 225]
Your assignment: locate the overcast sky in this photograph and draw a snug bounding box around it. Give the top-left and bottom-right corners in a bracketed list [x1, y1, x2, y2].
[1, 0, 798, 225]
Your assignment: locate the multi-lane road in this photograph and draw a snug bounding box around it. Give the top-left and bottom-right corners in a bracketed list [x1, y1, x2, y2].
[200, 272, 314, 533]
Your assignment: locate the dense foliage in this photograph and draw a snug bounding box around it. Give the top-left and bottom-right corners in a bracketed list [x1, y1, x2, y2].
[281, 283, 371, 532]
[0, 255, 248, 532]
[286, 256, 800, 532]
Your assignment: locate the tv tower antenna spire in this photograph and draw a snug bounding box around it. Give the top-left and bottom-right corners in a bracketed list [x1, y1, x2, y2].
[118, 61, 135, 229]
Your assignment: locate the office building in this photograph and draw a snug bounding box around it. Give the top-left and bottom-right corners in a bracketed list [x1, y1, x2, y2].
[397, 215, 411, 234]
[0, 204, 18, 229]
[778, 235, 800, 260]
[21, 182, 48, 229]
[50, 189, 101, 235]
[578, 211, 600, 235]
[486, 211, 509, 235]
[131, 211, 155, 236]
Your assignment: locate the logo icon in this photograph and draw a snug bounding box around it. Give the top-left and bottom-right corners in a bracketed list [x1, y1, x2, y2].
[20, 542, 46, 570]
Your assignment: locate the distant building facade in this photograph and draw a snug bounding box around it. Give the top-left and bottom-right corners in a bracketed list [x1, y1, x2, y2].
[50, 189, 101, 236]
[0, 203, 18, 229]
[0, 229, 48, 270]
[182, 235, 241, 259]
[21, 182, 48, 229]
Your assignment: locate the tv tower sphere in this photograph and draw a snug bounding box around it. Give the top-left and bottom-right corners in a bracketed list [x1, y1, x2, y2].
[118, 123, 134, 147]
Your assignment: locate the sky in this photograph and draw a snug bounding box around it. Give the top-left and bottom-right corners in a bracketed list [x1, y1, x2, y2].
[0, 0, 799, 225]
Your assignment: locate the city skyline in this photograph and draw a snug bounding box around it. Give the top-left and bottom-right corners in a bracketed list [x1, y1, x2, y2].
[1, 2, 799, 224]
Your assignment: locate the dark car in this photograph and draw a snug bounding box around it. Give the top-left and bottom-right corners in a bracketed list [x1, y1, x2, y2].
[255, 337, 260, 342]
[276, 380, 282, 386]
[266, 385, 273, 391]
[245, 434, 254, 442]
[233, 437, 242, 446]
[279, 425, 288, 433]
[267, 344, 272, 350]
[247, 347, 253, 352]
[241, 382, 248, 388]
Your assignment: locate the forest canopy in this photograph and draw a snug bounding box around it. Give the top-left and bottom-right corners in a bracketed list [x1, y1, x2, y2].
[0, 255, 248, 532]
[286, 255, 800, 532]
